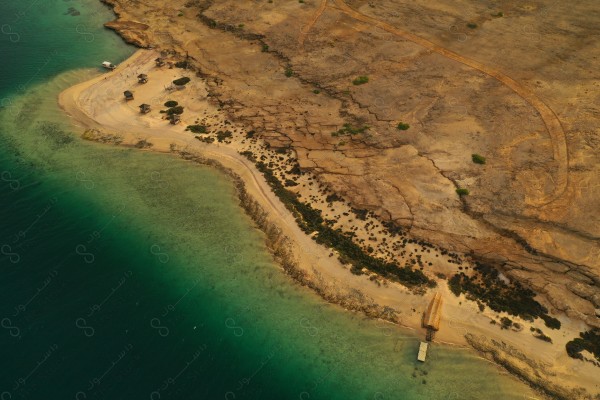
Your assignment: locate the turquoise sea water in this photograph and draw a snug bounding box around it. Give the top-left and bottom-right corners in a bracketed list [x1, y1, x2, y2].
[0, 1, 538, 399]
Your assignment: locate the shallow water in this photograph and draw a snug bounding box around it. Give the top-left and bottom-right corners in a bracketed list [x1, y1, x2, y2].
[0, 1, 538, 399]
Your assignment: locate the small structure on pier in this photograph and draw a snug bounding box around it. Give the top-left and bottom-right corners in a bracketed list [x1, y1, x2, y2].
[422, 292, 443, 341]
[169, 114, 181, 125]
[417, 341, 428, 362]
[155, 57, 165, 67]
[137, 73, 148, 84]
[139, 104, 151, 114]
[123, 90, 134, 101]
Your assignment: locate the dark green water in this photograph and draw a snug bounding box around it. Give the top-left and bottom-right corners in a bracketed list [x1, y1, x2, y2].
[0, 1, 538, 399]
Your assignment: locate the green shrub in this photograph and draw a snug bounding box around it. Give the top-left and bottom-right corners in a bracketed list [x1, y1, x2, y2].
[534, 332, 553, 343]
[351, 208, 369, 220]
[397, 122, 410, 131]
[166, 106, 184, 115]
[467, 23, 478, 29]
[164, 100, 178, 107]
[172, 77, 191, 86]
[326, 193, 343, 203]
[196, 136, 214, 144]
[471, 154, 486, 164]
[288, 164, 301, 175]
[331, 123, 368, 136]
[540, 314, 561, 330]
[456, 188, 469, 196]
[186, 125, 207, 134]
[284, 68, 293, 77]
[500, 317, 513, 329]
[352, 76, 369, 85]
[216, 130, 232, 142]
[239, 151, 255, 161]
[175, 61, 190, 69]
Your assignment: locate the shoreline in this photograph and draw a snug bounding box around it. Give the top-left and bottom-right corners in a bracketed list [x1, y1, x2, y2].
[58, 48, 598, 399]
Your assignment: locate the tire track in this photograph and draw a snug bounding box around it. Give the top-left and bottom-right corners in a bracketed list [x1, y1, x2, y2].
[331, 0, 569, 206]
[298, 0, 329, 49]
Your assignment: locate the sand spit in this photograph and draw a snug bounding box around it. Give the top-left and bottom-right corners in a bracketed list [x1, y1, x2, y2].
[58, 48, 599, 398]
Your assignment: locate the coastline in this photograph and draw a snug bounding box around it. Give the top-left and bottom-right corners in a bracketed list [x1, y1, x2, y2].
[58, 48, 598, 399]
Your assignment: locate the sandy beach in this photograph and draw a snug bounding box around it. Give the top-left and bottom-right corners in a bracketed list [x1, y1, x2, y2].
[58, 49, 599, 399]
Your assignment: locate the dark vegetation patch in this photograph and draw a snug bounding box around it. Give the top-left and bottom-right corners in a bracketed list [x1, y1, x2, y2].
[175, 61, 191, 69]
[566, 330, 600, 362]
[351, 208, 369, 220]
[352, 76, 369, 85]
[186, 125, 207, 133]
[396, 122, 410, 131]
[166, 106, 184, 115]
[331, 123, 368, 137]
[216, 130, 232, 142]
[172, 77, 191, 86]
[239, 154, 434, 288]
[448, 262, 561, 329]
[471, 153, 486, 164]
[326, 193, 343, 203]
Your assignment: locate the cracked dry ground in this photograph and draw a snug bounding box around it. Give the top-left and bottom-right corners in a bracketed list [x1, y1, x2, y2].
[103, 0, 599, 327]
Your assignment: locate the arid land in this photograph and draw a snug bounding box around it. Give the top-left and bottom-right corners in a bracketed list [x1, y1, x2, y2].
[60, 0, 599, 397]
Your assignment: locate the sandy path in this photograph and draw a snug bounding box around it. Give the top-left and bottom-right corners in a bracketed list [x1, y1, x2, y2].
[325, 0, 569, 206]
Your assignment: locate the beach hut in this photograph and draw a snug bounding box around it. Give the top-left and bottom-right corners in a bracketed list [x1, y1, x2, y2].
[155, 58, 165, 67]
[124, 90, 134, 101]
[137, 74, 148, 84]
[169, 114, 181, 125]
[139, 104, 151, 114]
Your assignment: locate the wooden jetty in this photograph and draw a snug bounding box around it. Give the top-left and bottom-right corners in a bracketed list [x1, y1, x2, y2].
[422, 292, 443, 341]
[417, 292, 443, 361]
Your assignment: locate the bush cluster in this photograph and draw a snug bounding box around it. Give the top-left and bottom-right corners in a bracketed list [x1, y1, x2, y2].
[331, 123, 368, 137]
[566, 330, 600, 361]
[186, 125, 206, 134]
[448, 262, 561, 329]
[471, 153, 486, 164]
[352, 76, 369, 85]
[216, 130, 232, 142]
[166, 106, 184, 115]
[173, 77, 191, 86]
[250, 159, 434, 288]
